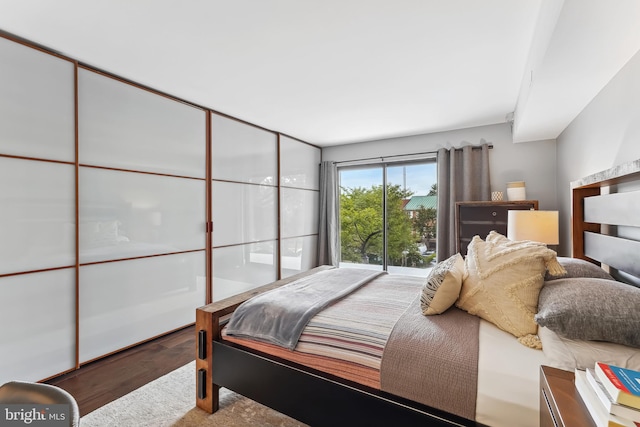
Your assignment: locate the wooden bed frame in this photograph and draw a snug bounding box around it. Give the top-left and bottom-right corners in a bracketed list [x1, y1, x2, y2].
[195, 158, 640, 426]
[571, 158, 640, 284]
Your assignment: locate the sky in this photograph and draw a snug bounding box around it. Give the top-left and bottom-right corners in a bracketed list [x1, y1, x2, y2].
[339, 162, 436, 196]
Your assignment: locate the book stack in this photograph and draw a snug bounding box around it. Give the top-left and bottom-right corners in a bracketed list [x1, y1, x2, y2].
[575, 362, 640, 427]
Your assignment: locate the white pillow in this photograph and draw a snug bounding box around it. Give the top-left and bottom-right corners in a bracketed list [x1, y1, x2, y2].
[538, 326, 640, 372]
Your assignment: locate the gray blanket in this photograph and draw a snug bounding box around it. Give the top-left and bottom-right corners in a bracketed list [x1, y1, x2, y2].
[380, 300, 480, 420]
[225, 268, 386, 349]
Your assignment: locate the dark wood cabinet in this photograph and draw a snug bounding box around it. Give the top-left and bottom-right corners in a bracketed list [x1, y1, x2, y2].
[455, 200, 538, 256]
[540, 365, 596, 427]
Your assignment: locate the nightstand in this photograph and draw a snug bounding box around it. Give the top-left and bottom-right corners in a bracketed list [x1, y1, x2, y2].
[455, 200, 538, 256]
[539, 365, 596, 427]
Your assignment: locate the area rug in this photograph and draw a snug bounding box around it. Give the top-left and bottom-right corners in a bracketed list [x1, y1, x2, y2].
[80, 361, 307, 426]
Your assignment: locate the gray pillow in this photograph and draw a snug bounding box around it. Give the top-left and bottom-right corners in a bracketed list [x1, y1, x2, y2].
[535, 278, 640, 348]
[544, 257, 614, 281]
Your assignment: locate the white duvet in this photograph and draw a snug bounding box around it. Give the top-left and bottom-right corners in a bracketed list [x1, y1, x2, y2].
[477, 320, 546, 427]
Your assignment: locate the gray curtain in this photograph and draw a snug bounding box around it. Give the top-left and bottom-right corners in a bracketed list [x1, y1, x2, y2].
[436, 144, 491, 262]
[317, 161, 339, 266]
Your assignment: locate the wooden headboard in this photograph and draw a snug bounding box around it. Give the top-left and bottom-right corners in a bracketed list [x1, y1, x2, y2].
[572, 158, 640, 286]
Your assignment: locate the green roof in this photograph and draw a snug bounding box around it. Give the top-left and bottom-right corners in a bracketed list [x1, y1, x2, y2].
[404, 195, 437, 210]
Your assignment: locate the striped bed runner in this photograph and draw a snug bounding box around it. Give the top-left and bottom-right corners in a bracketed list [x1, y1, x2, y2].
[295, 273, 424, 369]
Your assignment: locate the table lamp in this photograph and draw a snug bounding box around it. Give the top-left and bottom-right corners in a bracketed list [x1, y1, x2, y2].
[507, 210, 559, 245]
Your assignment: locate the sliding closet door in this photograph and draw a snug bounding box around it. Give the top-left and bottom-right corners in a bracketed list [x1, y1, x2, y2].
[0, 33, 323, 381]
[0, 36, 76, 383]
[279, 136, 321, 278]
[211, 113, 278, 301]
[77, 69, 207, 363]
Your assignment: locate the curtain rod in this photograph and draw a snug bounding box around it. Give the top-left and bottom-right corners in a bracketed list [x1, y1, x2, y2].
[333, 143, 493, 165]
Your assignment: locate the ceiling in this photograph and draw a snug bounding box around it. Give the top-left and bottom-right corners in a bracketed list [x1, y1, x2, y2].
[1, 0, 640, 147]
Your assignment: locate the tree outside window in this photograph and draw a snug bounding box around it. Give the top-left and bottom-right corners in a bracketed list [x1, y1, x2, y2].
[340, 182, 437, 269]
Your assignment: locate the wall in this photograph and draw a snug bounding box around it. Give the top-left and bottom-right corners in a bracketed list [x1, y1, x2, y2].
[556, 48, 640, 254]
[323, 122, 558, 210]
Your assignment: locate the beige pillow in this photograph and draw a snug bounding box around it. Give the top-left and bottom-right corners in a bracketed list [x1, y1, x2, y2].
[456, 231, 565, 338]
[420, 253, 465, 315]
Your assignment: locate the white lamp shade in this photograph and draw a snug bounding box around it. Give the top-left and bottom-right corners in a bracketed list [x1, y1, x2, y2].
[507, 210, 559, 245]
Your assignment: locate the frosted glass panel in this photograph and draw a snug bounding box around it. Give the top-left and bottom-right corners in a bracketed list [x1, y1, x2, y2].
[0, 157, 75, 275]
[79, 252, 206, 363]
[280, 135, 320, 190]
[280, 188, 320, 238]
[78, 69, 206, 178]
[79, 168, 205, 263]
[0, 269, 75, 383]
[211, 113, 277, 184]
[212, 242, 277, 301]
[0, 37, 75, 162]
[281, 236, 318, 279]
[212, 181, 277, 247]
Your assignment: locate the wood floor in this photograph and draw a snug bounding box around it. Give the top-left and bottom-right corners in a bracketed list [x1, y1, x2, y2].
[46, 325, 195, 417]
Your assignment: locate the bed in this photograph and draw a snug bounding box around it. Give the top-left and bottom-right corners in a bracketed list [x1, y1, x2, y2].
[195, 159, 640, 427]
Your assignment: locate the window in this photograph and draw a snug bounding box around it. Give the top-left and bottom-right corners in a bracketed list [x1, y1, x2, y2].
[338, 159, 436, 276]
